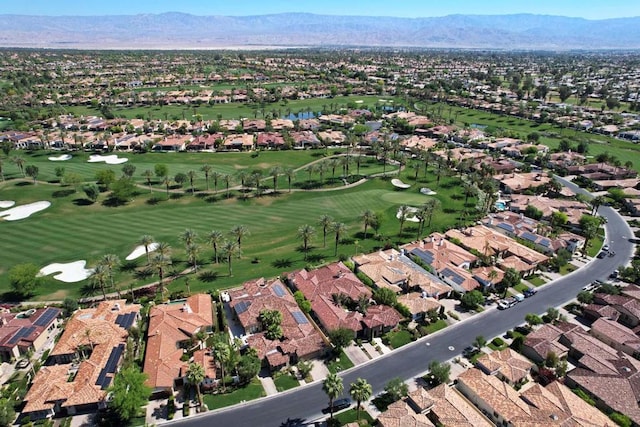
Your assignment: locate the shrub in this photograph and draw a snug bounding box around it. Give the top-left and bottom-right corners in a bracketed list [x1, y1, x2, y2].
[447, 311, 460, 321]
[491, 337, 505, 347]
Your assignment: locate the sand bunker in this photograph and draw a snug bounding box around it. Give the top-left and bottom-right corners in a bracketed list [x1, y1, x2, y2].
[391, 179, 411, 189]
[88, 154, 128, 165]
[39, 260, 93, 283]
[0, 201, 51, 221]
[126, 242, 159, 261]
[397, 206, 420, 222]
[0, 201, 15, 209]
[420, 187, 437, 195]
[48, 154, 72, 161]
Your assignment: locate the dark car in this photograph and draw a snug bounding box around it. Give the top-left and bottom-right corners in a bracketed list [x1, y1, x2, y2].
[597, 252, 607, 259]
[523, 288, 537, 297]
[322, 398, 352, 413]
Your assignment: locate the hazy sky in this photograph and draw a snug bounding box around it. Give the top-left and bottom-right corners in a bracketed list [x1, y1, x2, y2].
[5, 0, 640, 19]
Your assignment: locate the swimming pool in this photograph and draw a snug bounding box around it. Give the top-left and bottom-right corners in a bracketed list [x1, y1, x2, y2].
[495, 201, 507, 211]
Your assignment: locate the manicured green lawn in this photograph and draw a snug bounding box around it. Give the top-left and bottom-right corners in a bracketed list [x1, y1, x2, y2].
[0, 151, 474, 300]
[423, 319, 447, 335]
[514, 283, 530, 293]
[527, 275, 546, 287]
[202, 378, 265, 410]
[327, 350, 355, 374]
[334, 408, 375, 426]
[386, 329, 412, 348]
[559, 264, 578, 275]
[273, 373, 299, 392]
[587, 234, 604, 257]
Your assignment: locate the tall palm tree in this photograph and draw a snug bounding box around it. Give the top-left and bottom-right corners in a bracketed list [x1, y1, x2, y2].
[350, 378, 372, 421]
[207, 230, 224, 264]
[142, 170, 154, 193]
[186, 243, 200, 272]
[318, 215, 333, 248]
[156, 241, 171, 259]
[463, 182, 476, 209]
[397, 205, 411, 236]
[222, 174, 231, 198]
[185, 362, 206, 409]
[317, 161, 328, 185]
[100, 254, 120, 296]
[269, 166, 281, 193]
[322, 373, 344, 422]
[12, 156, 25, 177]
[230, 225, 249, 253]
[236, 170, 249, 196]
[297, 224, 316, 260]
[186, 170, 197, 194]
[150, 253, 171, 299]
[359, 209, 377, 240]
[331, 222, 347, 256]
[222, 240, 240, 276]
[162, 175, 172, 200]
[180, 229, 198, 247]
[89, 263, 109, 300]
[138, 235, 155, 264]
[424, 198, 441, 228]
[250, 170, 263, 196]
[284, 167, 295, 193]
[200, 165, 212, 191]
[0, 158, 4, 181]
[211, 334, 231, 392]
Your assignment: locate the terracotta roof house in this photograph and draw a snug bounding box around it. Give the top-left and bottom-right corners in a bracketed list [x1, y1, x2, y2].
[475, 348, 534, 386]
[397, 293, 441, 322]
[521, 322, 581, 363]
[290, 130, 320, 148]
[186, 133, 222, 151]
[407, 384, 493, 427]
[152, 135, 191, 152]
[0, 307, 60, 363]
[143, 294, 213, 396]
[242, 119, 266, 132]
[590, 317, 640, 358]
[227, 278, 325, 371]
[496, 172, 551, 194]
[400, 135, 438, 151]
[222, 133, 254, 151]
[270, 118, 294, 130]
[23, 300, 140, 420]
[317, 130, 346, 145]
[509, 194, 590, 226]
[377, 399, 435, 427]
[256, 132, 285, 149]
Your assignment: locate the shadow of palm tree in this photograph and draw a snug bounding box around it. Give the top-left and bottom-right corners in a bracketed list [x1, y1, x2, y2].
[272, 258, 293, 268]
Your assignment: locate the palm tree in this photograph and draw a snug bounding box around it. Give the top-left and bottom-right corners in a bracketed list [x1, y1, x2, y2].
[162, 175, 172, 200]
[331, 222, 347, 256]
[211, 335, 231, 392]
[590, 195, 607, 215]
[186, 170, 197, 194]
[463, 182, 476, 209]
[180, 229, 198, 247]
[322, 373, 344, 422]
[317, 162, 328, 185]
[269, 166, 281, 193]
[200, 165, 212, 191]
[297, 224, 316, 260]
[12, 156, 25, 177]
[473, 335, 487, 350]
[350, 378, 372, 421]
[156, 241, 171, 259]
[222, 240, 240, 276]
[207, 230, 224, 264]
[397, 205, 411, 236]
[230, 225, 249, 253]
[186, 243, 200, 272]
[142, 170, 154, 193]
[284, 167, 295, 193]
[150, 253, 171, 299]
[100, 254, 120, 296]
[185, 362, 206, 409]
[89, 263, 109, 300]
[236, 170, 249, 196]
[0, 158, 4, 181]
[423, 198, 441, 228]
[360, 209, 377, 240]
[250, 170, 263, 197]
[222, 174, 231, 198]
[318, 215, 333, 248]
[138, 235, 155, 264]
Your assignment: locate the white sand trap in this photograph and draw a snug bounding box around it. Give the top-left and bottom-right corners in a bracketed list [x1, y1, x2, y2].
[88, 154, 128, 165]
[0, 201, 15, 209]
[39, 260, 93, 283]
[391, 179, 411, 189]
[420, 187, 437, 195]
[126, 242, 159, 261]
[0, 201, 51, 221]
[397, 206, 420, 222]
[48, 154, 72, 161]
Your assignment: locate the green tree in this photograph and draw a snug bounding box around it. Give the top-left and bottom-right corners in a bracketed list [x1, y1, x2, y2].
[90, 263, 110, 300]
[237, 349, 261, 384]
[99, 253, 120, 296]
[328, 327, 353, 352]
[63, 171, 83, 192]
[297, 224, 316, 260]
[154, 163, 168, 178]
[322, 373, 344, 422]
[11, 156, 25, 177]
[137, 234, 155, 264]
[95, 169, 116, 188]
[83, 183, 100, 202]
[525, 313, 543, 329]
[373, 287, 397, 306]
[210, 333, 232, 391]
[122, 163, 136, 178]
[186, 170, 197, 194]
[397, 205, 410, 235]
[473, 335, 487, 350]
[25, 164, 38, 184]
[222, 240, 240, 276]
[141, 169, 154, 193]
[108, 366, 151, 422]
[150, 252, 171, 299]
[350, 378, 372, 421]
[360, 209, 377, 240]
[259, 309, 283, 340]
[185, 362, 206, 409]
[546, 307, 560, 323]
[180, 228, 198, 247]
[579, 214, 602, 256]
[577, 290, 594, 305]
[9, 263, 43, 298]
[331, 222, 347, 256]
[62, 297, 79, 317]
[174, 172, 187, 189]
[460, 290, 484, 310]
[0, 397, 16, 427]
[500, 268, 521, 297]
[318, 214, 334, 248]
[186, 243, 200, 272]
[428, 360, 451, 385]
[384, 377, 409, 403]
[296, 360, 313, 379]
[207, 230, 224, 264]
[109, 177, 136, 204]
[200, 164, 212, 191]
[230, 224, 250, 253]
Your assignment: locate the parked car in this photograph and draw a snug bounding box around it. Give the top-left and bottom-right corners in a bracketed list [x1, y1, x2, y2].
[602, 244, 610, 252]
[610, 270, 619, 279]
[323, 398, 352, 413]
[597, 251, 607, 259]
[514, 293, 525, 302]
[523, 288, 537, 297]
[16, 359, 30, 369]
[506, 297, 519, 307]
[463, 346, 476, 356]
[497, 300, 510, 310]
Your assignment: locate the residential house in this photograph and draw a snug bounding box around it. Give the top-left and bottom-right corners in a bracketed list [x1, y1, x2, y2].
[317, 130, 346, 145]
[397, 293, 441, 322]
[227, 278, 325, 371]
[143, 294, 214, 397]
[590, 317, 640, 358]
[222, 133, 254, 151]
[495, 172, 552, 194]
[509, 194, 590, 226]
[475, 348, 534, 386]
[0, 307, 60, 362]
[186, 133, 222, 151]
[290, 130, 320, 149]
[152, 135, 190, 152]
[22, 300, 140, 420]
[377, 399, 435, 427]
[407, 384, 493, 427]
[256, 132, 285, 150]
[521, 322, 581, 363]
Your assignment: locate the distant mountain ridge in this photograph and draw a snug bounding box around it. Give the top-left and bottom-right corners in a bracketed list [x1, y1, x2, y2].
[0, 12, 638, 50]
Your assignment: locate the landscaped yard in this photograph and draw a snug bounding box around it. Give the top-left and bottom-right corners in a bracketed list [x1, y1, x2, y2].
[385, 329, 413, 349]
[422, 319, 447, 334]
[559, 264, 578, 275]
[327, 350, 355, 374]
[334, 408, 375, 426]
[202, 378, 265, 410]
[527, 275, 546, 287]
[273, 373, 299, 392]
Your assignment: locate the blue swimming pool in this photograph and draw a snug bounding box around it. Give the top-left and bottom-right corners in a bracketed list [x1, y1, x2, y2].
[495, 201, 506, 211]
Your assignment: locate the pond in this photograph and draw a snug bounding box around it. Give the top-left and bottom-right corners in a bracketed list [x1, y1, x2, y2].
[282, 111, 320, 120]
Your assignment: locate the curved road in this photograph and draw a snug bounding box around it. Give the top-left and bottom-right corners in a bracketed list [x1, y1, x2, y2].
[175, 178, 634, 427]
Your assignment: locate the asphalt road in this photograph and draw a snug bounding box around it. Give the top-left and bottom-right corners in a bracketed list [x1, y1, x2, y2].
[175, 180, 634, 427]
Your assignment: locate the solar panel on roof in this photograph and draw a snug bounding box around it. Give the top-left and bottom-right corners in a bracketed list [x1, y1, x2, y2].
[33, 308, 59, 327]
[441, 267, 465, 286]
[8, 326, 35, 345]
[411, 248, 434, 265]
[497, 223, 514, 232]
[116, 312, 136, 329]
[521, 231, 538, 242]
[100, 376, 112, 390]
[292, 311, 308, 324]
[540, 239, 551, 247]
[234, 300, 251, 314]
[273, 284, 286, 297]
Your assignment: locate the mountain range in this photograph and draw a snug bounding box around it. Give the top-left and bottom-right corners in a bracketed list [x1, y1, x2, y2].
[0, 12, 638, 50]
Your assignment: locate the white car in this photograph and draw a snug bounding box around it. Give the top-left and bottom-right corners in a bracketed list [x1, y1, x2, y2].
[497, 300, 510, 310]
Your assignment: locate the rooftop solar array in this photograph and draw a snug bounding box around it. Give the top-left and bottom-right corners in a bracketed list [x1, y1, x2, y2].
[8, 326, 35, 345]
[292, 311, 308, 324]
[115, 312, 137, 329]
[410, 248, 434, 265]
[441, 267, 465, 286]
[33, 307, 59, 327]
[234, 300, 251, 314]
[96, 344, 125, 389]
[521, 231, 538, 242]
[497, 222, 515, 233]
[540, 239, 551, 247]
[273, 284, 286, 297]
